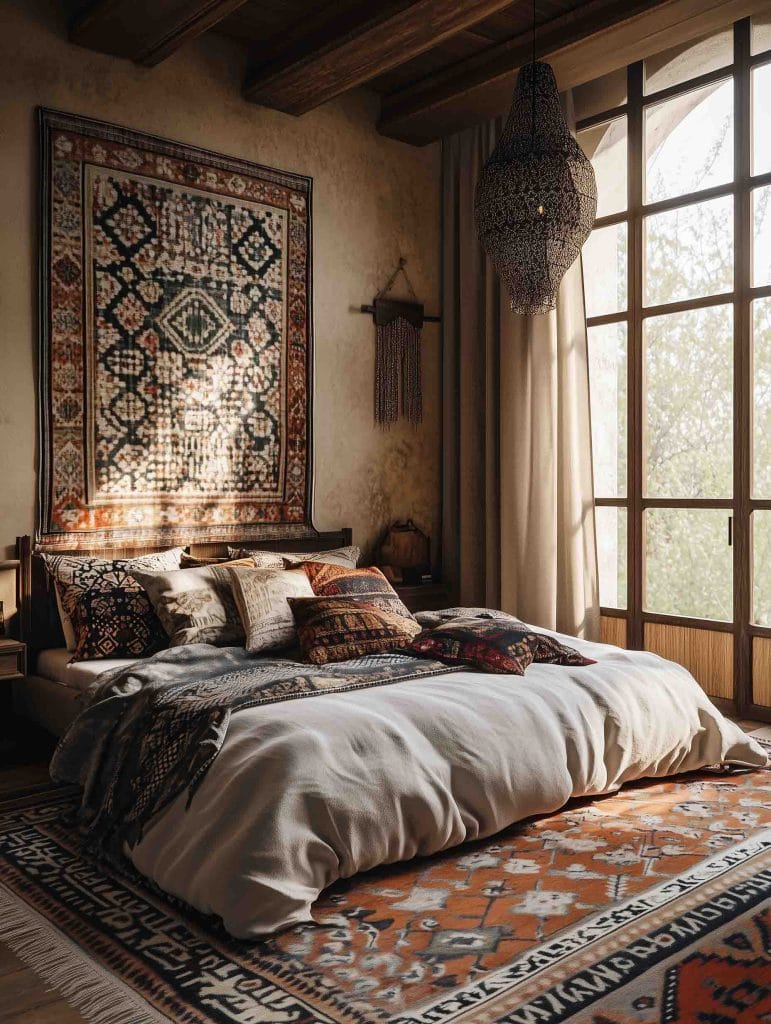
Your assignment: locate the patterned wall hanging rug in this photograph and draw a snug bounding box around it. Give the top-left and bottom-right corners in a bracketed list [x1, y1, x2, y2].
[39, 109, 314, 548]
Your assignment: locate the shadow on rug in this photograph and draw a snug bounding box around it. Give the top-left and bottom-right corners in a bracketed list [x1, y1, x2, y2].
[0, 768, 769, 1023]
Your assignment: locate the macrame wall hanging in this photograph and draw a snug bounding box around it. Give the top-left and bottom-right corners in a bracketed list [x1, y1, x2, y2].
[360, 258, 440, 428]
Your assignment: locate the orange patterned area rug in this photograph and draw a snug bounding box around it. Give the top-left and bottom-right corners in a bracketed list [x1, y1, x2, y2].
[0, 768, 769, 1024]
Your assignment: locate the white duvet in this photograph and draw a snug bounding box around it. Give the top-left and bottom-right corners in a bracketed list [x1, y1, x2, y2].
[129, 628, 766, 938]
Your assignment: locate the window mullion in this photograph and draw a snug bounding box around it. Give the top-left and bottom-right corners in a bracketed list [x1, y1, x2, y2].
[734, 17, 752, 713]
[628, 61, 644, 650]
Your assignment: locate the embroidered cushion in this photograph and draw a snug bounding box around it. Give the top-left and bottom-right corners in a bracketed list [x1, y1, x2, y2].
[408, 617, 595, 674]
[227, 545, 360, 568]
[42, 548, 184, 651]
[288, 596, 422, 665]
[301, 562, 415, 621]
[132, 558, 256, 647]
[228, 567, 314, 654]
[65, 579, 168, 662]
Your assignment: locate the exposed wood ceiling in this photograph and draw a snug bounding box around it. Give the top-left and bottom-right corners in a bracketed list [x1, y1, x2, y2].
[241, 0, 534, 114]
[67, 0, 771, 144]
[69, 0, 251, 67]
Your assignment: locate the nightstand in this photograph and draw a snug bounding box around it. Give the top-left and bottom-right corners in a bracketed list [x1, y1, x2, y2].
[0, 639, 26, 756]
[395, 582, 454, 614]
[0, 638, 26, 681]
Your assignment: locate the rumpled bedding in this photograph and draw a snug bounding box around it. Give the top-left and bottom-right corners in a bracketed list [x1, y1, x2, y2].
[52, 610, 767, 939]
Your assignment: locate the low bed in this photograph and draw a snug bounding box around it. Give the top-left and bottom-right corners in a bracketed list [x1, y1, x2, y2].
[12, 534, 768, 941]
[14, 649, 130, 738]
[14, 648, 136, 736]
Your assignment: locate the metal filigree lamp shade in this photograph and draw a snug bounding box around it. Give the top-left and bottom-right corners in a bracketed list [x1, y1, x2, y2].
[475, 61, 597, 315]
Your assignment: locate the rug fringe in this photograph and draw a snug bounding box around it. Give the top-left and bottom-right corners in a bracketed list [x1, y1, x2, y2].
[0, 883, 165, 1024]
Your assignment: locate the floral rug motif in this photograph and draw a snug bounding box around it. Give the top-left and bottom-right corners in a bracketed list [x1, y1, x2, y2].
[0, 769, 769, 1023]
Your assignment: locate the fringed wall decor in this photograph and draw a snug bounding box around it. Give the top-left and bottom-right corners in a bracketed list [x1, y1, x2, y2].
[360, 259, 440, 428]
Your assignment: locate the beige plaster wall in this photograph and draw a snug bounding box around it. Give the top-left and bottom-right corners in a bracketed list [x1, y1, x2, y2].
[0, 0, 442, 565]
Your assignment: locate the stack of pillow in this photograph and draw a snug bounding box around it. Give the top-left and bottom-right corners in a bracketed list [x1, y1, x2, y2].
[42, 545, 592, 673]
[41, 544, 422, 666]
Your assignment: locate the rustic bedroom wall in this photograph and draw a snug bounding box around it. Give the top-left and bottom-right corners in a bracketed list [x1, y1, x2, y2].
[0, 0, 442, 562]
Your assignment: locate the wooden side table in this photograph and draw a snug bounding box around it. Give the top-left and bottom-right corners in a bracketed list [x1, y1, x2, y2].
[395, 582, 454, 614]
[0, 638, 26, 681]
[0, 639, 26, 757]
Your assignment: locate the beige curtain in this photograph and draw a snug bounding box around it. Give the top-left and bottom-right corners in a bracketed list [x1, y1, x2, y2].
[441, 115, 600, 639]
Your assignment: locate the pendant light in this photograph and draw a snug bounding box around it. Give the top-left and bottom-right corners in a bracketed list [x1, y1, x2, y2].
[475, 1, 597, 315]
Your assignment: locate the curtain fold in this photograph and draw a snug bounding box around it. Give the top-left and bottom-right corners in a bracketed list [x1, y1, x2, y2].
[442, 114, 600, 639]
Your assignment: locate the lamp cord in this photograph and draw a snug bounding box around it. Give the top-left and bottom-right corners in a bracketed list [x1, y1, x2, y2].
[532, 0, 536, 66]
[530, 0, 536, 150]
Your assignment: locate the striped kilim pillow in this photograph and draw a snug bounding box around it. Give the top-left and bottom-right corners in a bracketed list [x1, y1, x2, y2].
[288, 596, 421, 664]
[301, 562, 415, 622]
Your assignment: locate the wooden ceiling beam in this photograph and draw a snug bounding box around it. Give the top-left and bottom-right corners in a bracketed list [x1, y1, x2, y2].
[378, 0, 769, 144]
[69, 0, 250, 67]
[241, 0, 532, 116]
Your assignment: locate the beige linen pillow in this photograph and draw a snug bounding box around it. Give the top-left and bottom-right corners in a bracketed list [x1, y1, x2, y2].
[227, 545, 360, 569]
[132, 557, 255, 647]
[228, 567, 314, 654]
[42, 548, 184, 651]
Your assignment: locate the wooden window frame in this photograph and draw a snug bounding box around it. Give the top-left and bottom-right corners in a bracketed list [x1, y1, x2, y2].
[579, 18, 771, 720]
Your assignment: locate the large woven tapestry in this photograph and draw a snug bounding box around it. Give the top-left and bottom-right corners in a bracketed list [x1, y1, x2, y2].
[39, 109, 313, 549]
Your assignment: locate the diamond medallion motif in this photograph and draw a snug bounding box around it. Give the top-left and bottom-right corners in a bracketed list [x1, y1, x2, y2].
[158, 287, 232, 356]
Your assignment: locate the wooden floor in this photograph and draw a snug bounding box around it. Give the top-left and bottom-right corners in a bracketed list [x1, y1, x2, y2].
[0, 947, 85, 1024]
[0, 726, 87, 1023]
[0, 719, 767, 1024]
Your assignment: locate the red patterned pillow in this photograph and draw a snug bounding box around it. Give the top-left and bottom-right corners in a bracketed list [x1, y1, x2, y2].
[301, 562, 415, 622]
[408, 618, 594, 674]
[288, 596, 421, 665]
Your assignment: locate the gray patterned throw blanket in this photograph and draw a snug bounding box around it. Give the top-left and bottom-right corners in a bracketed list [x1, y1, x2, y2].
[51, 643, 454, 855]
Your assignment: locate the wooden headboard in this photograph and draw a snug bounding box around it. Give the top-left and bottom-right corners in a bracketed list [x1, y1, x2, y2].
[15, 529, 353, 652]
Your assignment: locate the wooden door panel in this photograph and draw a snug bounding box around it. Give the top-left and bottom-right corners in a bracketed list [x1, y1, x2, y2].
[644, 622, 733, 699]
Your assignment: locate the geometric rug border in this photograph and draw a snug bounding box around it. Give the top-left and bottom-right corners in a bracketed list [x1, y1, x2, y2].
[0, 880, 166, 1024]
[390, 827, 771, 1024]
[0, 800, 353, 1024]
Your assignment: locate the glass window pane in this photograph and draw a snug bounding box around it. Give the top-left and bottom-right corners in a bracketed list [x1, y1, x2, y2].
[753, 298, 771, 497]
[644, 79, 733, 203]
[644, 195, 733, 306]
[753, 511, 771, 624]
[752, 14, 771, 56]
[644, 305, 733, 498]
[596, 506, 627, 609]
[583, 223, 628, 317]
[578, 117, 627, 218]
[752, 64, 771, 175]
[644, 28, 733, 94]
[588, 323, 627, 497]
[753, 185, 771, 287]
[645, 509, 732, 620]
[574, 67, 627, 122]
